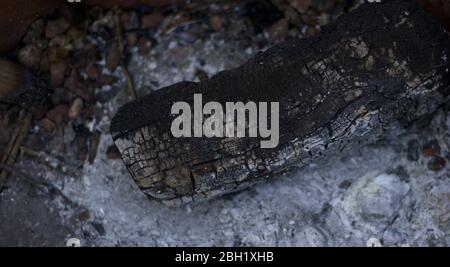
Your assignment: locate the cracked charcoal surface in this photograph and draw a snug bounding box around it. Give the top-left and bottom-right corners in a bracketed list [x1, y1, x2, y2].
[111, 0, 450, 205]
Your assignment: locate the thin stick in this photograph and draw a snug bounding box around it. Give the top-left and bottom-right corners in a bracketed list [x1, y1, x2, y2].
[114, 6, 137, 100]
[0, 110, 31, 191]
[0, 110, 25, 163]
[0, 144, 82, 177]
[22, 146, 83, 177]
[0, 162, 77, 207]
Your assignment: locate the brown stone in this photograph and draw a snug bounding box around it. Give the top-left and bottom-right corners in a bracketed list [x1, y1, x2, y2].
[49, 34, 72, 47]
[39, 52, 50, 73]
[268, 19, 289, 41]
[31, 105, 49, 120]
[427, 156, 446, 172]
[18, 44, 42, 70]
[45, 17, 71, 38]
[67, 27, 85, 50]
[288, 0, 311, 13]
[50, 62, 67, 87]
[106, 144, 121, 160]
[141, 13, 164, 29]
[421, 140, 441, 157]
[22, 19, 45, 44]
[46, 104, 69, 125]
[48, 46, 70, 63]
[41, 118, 56, 132]
[85, 63, 101, 80]
[68, 98, 84, 120]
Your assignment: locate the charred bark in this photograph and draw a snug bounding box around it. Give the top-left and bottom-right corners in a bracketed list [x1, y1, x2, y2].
[111, 0, 450, 206]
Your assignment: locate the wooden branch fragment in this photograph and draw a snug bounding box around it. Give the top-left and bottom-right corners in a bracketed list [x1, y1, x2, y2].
[0, 143, 82, 177]
[111, 0, 450, 206]
[114, 7, 137, 100]
[0, 162, 79, 208]
[0, 110, 31, 190]
[19, 146, 82, 177]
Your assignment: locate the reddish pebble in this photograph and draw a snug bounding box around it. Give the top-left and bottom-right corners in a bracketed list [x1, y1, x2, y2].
[50, 62, 67, 87]
[45, 17, 71, 38]
[427, 156, 446, 172]
[41, 118, 56, 132]
[46, 104, 69, 125]
[106, 145, 121, 160]
[140, 13, 164, 29]
[209, 15, 223, 32]
[421, 140, 441, 157]
[85, 63, 101, 80]
[268, 19, 289, 41]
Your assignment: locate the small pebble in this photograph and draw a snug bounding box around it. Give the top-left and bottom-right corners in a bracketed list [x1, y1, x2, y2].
[48, 46, 70, 63]
[427, 156, 446, 172]
[140, 13, 164, 29]
[289, 0, 311, 13]
[50, 62, 67, 87]
[22, 19, 45, 44]
[68, 98, 84, 120]
[46, 104, 69, 125]
[67, 28, 85, 50]
[421, 140, 441, 157]
[210, 15, 223, 32]
[18, 44, 42, 70]
[31, 105, 49, 120]
[106, 145, 121, 160]
[46, 17, 71, 39]
[268, 19, 289, 41]
[85, 63, 101, 80]
[338, 180, 352, 189]
[41, 118, 56, 132]
[49, 35, 72, 47]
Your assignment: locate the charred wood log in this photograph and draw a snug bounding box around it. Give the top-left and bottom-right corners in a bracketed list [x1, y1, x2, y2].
[111, 0, 450, 206]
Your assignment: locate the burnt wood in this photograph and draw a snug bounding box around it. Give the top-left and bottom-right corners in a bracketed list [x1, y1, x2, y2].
[111, 0, 450, 206]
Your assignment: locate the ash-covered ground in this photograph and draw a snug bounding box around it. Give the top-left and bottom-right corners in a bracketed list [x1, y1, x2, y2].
[0, 0, 449, 246]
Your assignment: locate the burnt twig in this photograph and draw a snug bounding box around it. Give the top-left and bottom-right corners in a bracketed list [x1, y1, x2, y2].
[0, 109, 31, 191]
[114, 6, 137, 100]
